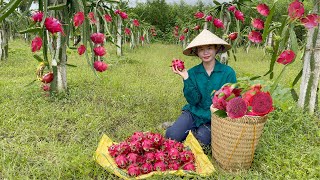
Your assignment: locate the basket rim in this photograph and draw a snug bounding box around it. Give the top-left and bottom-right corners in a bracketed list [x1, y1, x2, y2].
[210, 105, 268, 124]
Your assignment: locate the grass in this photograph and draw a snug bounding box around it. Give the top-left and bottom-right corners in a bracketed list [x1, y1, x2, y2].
[0, 39, 319, 179]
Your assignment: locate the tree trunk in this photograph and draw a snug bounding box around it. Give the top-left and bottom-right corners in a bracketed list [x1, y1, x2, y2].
[0, 22, 9, 61]
[116, 16, 122, 56]
[146, 30, 149, 44]
[204, 22, 208, 30]
[221, 14, 229, 65]
[130, 32, 135, 49]
[267, 32, 272, 46]
[137, 31, 140, 46]
[298, 4, 320, 114]
[49, 0, 68, 92]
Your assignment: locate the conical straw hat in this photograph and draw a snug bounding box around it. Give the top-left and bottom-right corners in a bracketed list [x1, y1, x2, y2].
[183, 29, 231, 56]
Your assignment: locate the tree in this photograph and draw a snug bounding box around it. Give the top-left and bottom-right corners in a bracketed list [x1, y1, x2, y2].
[298, 1, 320, 114]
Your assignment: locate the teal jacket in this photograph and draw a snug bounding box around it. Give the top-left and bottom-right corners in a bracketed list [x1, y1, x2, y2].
[182, 59, 237, 127]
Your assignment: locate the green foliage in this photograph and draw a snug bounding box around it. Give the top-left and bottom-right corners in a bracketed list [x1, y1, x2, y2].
[0, 40, 319, 179]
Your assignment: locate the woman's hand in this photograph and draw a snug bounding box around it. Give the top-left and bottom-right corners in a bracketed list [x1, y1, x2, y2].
[172, 65, 189, 80]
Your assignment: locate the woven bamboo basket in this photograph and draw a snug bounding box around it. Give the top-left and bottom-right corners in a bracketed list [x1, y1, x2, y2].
[210, 105, 268, 171]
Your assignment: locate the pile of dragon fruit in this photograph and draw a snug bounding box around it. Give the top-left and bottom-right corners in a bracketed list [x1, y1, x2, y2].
[108, 132, 196, 177]
[212, 83, 274, 118]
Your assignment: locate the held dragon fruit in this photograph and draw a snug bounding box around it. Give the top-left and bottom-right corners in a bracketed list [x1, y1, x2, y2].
[171, 59, 185, 71]
[212, 82, 274, 119]
[108, 131, 196, 177]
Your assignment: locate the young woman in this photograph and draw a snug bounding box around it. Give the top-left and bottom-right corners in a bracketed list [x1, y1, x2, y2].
[165, 29, 237, 145]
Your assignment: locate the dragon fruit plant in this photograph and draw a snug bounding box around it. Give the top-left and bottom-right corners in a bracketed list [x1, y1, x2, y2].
[212, 83, 274, 119]
[108, 132, 196, 177]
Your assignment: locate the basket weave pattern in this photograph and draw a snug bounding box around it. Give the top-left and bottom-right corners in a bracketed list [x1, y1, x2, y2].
[210, 106, 267, 170]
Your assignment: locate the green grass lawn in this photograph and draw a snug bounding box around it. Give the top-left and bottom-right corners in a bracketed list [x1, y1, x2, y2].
[0, 39, 319, 179]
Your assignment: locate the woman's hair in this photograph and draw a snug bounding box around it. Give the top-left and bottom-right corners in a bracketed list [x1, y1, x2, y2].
[192, 44, 223, 56]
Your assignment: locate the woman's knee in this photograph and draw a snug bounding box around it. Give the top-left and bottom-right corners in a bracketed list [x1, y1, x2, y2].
[195, 125, 211, 145]
[165, 126, 188, 142]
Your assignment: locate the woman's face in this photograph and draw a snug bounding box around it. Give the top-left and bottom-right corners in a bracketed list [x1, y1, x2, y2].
[197, 45, 218, 63]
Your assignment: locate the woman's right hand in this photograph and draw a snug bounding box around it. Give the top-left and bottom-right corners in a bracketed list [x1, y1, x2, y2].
[172, 65, 189, 80]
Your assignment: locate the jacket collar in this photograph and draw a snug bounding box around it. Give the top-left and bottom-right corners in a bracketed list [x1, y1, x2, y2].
[195, 59, 223, 73]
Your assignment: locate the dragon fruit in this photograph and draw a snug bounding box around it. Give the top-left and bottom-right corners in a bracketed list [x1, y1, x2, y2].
[162, 139, 176, 151]
[136, 155, 146, 165]
[168, 162, 180, 170]
[130, 131, 144, 142]
[180, 150, 195, 163]
[171, 59, 185, 71]
[183, 162, 196, 171]
[155, 151, 166, 162]
[242, 84, 262, 105]
[118, 141, 130, 155]
[248, 92, 273, 116]
[129, 140, 142, 153]
[108, 131, 197, 176]
[152, 133, 164, 147]
[108, 144, 120, 157]
[145, 152, 155, 163]
[41, 72, 54, 84]
[127, 153, 139, 164]
[173, 142, 184, 152]
[142, 139, 154, 152]
[115, 155, 128, 168]
[226, 97, 248, 119]
[154, 161, 167, 171]
[212, 84, 242, 110]
[212, 89, 228, 110]
[144, 132, 154, 140]
[168, 148, 180, 160]
[140, 163, 153, 174]
[127, 164, 141, 177]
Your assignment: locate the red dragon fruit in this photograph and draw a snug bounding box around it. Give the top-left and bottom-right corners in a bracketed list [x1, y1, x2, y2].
[242, 84, 262, 106]
[162, 139, 176, 152]
[127, 164, 141, 177]
[212, 89, 228, 110]
[129, 140, 142, 153]
[155, 151, 166, 162]
[154, 161, 167, 171]
[41, 72, 54, 84]
[183, 162, 196, 171]
[108, 144, 120, 157]
[136, 155, 146, 165]
[145, 152, 155, 163]
[115, 155, 128, 168]
[168, 148, 180, 160]
[152, 133, 164, 147]
[168, 162, 180, 170]
[144, 132, 154, 140]
[180, 150, 195, 163]
[118, 141, 130, 155]
[173, 142, 184, 152]
[127, 153, 139, 164]
[212, 84, 241, 110]
[140, 163, 153, 174]
[142, 139, 154, 152]
[226, 97, 248, 119]
[130, 132, 144, 142]
[248, 92, 273, 116]
[171, 59, 185, 71]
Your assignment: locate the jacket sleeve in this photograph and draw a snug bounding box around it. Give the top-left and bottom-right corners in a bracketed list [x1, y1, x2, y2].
[183, 76, 201, 105]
